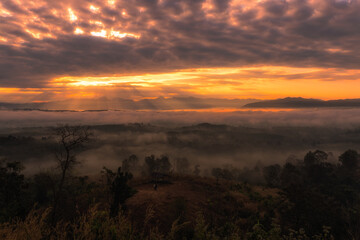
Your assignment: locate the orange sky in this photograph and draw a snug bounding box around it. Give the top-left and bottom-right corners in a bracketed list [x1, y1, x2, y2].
[1, 66, 359, 103]
[0, 0, 359, 103]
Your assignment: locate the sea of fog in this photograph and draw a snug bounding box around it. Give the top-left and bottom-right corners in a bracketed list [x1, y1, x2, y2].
[1, 108, 360, 176]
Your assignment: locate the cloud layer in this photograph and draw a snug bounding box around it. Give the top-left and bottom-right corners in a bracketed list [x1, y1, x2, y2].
[1, 0, 360, 89]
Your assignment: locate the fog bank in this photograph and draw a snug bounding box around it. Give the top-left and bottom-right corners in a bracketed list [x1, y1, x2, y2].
[1, 108, 360, 129]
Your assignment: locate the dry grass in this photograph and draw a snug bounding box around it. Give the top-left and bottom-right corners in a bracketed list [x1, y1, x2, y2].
[0, 176, 280, 240]
[0, 205, 143, 240]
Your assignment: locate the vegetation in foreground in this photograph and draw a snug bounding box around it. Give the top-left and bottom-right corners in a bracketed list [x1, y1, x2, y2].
[0, 125, 360, 239]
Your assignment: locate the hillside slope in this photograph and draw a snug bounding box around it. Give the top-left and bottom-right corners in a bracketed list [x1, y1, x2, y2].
[126, 176, 280, 234]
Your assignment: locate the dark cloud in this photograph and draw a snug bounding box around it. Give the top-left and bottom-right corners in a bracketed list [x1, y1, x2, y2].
[1, 0, 360, 87]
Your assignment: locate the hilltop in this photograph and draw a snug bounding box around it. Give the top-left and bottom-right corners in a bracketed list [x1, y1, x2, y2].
[126, 176, 280, 234]
[244, 97, 360, 108]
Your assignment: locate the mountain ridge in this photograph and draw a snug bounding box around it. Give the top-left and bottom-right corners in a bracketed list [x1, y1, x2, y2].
[0, 97, 258, 111]
[243, 97, 360, 108]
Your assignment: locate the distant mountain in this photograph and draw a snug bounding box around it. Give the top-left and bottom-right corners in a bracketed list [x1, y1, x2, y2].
[243, 97, 360, 108]
[0, 97, 258, 111]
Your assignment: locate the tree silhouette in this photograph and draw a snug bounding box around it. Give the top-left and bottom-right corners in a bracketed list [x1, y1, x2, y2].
[144, 155, 172, 175]
[339, 149, 359, 170]
[211, 168, 222, 183]
[0, 161, 26, 222]
[51, 125, 91, 222]
[102, 167, 135, 217]
[263, 164, 281, 187]
[175, 157, 190, 174]
[304, 150, 328, 167]
[193, 165, 201, 176]
[122, 154, 139, 173]
[157, 155, 171, 174]
[144, 155, 156, 175]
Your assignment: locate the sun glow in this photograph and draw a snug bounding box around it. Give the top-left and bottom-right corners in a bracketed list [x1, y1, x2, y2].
[50, 66, 360, 100]
[1, 66, 360, 104]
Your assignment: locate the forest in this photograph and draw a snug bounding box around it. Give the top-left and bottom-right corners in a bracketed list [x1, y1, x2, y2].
[0, 124, 359, 239]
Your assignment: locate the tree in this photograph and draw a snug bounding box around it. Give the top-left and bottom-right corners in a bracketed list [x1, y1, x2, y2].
[157, 155, 171, 174]
[144, 155, 172, 175]
[339, 149, 359, 170]
[211, 168, 222, 182]
[122, 154, 139, 173]
[174, 157, 190, 174]
[304, 150, 328, 167]
[0, 161, 27, 222]
[102, 167, 135, 217]
[33, 172, 55, 205]
[52, 125, 91, 222]
[144, 155, 156, 176]
[193, 165, 201, 176]
[263, 164, 281, 187]
[280, 162, 303, 188]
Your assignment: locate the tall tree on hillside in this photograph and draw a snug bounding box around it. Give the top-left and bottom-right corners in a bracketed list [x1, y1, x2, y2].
[102, 167, 135, 217]
[51, 125, 91, 222]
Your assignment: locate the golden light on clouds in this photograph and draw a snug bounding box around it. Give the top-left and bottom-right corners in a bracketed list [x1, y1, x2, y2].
[0, 7, 11, 17]
[89, 5, 100, 13]
[68, 8, 78, 22]
[48, 66, 360, 101]
[74, 28, 84, 35]
[0, 88, 46, 102]
[1, 0, 360, 107]
[90, 30, 107, 38]
[0, 1, 141, 43]
[110, 31, 140, 39]
[108, 0, 116, 7]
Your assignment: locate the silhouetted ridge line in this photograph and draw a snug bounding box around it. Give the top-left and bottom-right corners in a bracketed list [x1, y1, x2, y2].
[243, 97, 360, 108]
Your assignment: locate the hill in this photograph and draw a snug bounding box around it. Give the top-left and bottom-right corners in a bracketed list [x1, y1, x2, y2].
[0, 97, 258, 111]
[243, 97, 360, 108]
[127, 176, 279, 234]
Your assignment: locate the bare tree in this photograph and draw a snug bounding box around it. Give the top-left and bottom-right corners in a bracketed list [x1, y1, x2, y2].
[51, 125, 91, 222]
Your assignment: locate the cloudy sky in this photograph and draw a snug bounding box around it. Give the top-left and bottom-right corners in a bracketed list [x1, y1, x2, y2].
[1, 0, 360, 103]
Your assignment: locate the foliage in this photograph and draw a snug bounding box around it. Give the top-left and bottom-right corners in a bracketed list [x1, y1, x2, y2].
[52, 125, 92, 222]
[1, 134, 360, 240]
[144, 155, 172, 175]
[339, 149, 359, 170]
[0, 161, 28, 222]
[174, 157, 190, 174]
[263, 164, 281, 187]
[102, 167, 136, 217]
[122, 154, 139, 173]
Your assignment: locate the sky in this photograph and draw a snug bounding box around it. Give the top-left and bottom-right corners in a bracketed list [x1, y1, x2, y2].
[1, 0, 360, 103]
